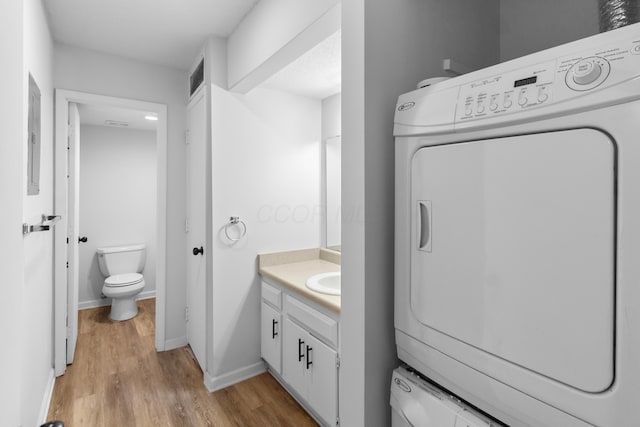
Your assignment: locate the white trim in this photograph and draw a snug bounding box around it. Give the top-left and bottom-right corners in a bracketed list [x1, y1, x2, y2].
[54, 89, 168, 375]
[204, 361, 266, 392]
[165, 336, 189, 351]
[39, 369, 56, 424]
[78, 290, 156, 311]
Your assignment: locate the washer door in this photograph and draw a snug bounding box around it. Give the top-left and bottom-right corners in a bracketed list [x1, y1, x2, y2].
[410, 128, 615, 393]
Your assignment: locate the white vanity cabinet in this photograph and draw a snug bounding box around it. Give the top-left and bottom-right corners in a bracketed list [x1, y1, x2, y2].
[260, 280, 339, 427]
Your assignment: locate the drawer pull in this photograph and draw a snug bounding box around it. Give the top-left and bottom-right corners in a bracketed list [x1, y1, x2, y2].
[306, 345, 313, 369]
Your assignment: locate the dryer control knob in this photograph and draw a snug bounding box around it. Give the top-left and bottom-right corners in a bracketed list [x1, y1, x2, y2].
[572, 59, 602, 85]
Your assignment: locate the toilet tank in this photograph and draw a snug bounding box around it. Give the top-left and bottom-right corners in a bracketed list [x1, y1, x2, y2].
[96, 243, 146, 277]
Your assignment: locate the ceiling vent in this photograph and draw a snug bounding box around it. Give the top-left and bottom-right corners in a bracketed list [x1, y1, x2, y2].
[104, 120, 129, 128]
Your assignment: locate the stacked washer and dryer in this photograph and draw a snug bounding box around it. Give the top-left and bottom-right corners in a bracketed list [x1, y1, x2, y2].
[393, 22, 640, 427]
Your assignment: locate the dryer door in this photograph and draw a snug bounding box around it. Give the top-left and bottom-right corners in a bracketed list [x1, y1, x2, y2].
[410, 128, 615, 393]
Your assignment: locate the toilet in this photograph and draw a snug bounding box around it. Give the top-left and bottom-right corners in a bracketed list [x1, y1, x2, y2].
[96, 243, 146, 321]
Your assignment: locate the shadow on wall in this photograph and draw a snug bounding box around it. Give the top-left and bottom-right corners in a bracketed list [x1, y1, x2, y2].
[217, 273, 262, 373]
[87, 253, 105, 300]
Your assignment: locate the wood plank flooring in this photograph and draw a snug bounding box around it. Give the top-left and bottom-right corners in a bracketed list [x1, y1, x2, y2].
[48, 299, 317, 427]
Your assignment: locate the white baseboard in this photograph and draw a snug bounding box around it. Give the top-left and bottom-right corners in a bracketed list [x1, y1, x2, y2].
[204, 361, 266, 392]
[39, 368, 56, 424]
[164, 336, 188, 351]
[78, 290, 156, 310]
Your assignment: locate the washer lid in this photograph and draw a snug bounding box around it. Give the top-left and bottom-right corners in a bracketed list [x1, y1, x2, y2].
[105, 273, 143, 287]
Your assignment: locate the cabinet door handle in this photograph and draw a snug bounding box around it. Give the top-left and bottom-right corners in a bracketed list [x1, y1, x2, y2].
[306, 345, 313, 370]
[298, 339, 305, 362]
[272, 319, 278, 339]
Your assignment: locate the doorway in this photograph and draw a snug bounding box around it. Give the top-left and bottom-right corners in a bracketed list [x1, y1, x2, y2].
[54, 90, 168, 376]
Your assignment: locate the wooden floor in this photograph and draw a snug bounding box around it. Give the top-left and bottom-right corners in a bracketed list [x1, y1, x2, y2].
[48, 299, 317, 426]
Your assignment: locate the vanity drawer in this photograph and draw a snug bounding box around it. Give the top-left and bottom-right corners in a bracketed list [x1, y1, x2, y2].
[262, 281, 282, 310]
[285, 295, 338, 348]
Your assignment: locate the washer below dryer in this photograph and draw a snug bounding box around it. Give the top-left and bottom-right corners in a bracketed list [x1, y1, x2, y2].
[391, 366, 502, 427]
[394, 22, 640, 427]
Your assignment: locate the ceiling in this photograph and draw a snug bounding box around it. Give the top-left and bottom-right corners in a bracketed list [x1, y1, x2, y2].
[44, 0, 341, 99]
[43, 0, 260, 70]
[261, 30, 341, 99]
[78, 104, 158, 131]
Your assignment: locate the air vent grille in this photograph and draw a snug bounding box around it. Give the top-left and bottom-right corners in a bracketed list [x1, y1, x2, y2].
[104, 120, 129, 128]
[190, 57, 205, 97]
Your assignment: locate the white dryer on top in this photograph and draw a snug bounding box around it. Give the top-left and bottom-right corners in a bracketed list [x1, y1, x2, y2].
[394, 22, 640, 427]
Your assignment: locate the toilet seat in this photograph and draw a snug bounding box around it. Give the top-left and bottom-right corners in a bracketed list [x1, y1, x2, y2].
[105, 273, 144, 287]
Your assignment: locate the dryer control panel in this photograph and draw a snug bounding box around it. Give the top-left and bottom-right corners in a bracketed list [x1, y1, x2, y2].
[454, 35, 640, 123]
[456, 61, 556, 122]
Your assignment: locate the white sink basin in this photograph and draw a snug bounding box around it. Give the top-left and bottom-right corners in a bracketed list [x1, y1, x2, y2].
[306, 272, 341, 296]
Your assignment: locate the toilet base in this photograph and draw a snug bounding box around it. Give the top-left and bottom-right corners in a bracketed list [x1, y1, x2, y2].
[109, 297, 139, 321]
[102, 278, 145, 321]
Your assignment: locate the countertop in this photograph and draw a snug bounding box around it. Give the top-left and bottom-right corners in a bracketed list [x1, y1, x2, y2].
[258, 248, 341, 313]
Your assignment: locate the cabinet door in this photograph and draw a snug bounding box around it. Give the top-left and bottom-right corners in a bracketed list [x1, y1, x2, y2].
[261, 302, 282, 374]
[283, 318, 308, 398]
[307, 334, 338, 426]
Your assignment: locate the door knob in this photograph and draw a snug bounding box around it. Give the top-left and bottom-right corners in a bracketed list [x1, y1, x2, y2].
[78, 236, 88, 243]
[192, 246, 204, 256]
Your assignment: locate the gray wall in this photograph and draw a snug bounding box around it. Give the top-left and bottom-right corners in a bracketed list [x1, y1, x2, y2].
[341, 0, 500, 425]
[500, 0, 599, 61]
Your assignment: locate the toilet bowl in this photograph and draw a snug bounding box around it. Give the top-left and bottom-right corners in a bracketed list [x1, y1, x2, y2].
[96, 243, 146, 321]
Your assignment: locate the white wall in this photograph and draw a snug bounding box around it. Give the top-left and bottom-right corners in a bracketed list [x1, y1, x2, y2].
[325, 136, 341, 248]
[500, 0, 599, 61]
[0, 1, 25, 425]
[21, 0, 56, 425]
[341, 0, 500, 425]
[322, 92, 341, 141]
[227, 0, 340, 92]
[54, 44, 188, 343]
[78, 125, 157, 307]
[321, 93, 341, 248]
[207, 85, 321, 386]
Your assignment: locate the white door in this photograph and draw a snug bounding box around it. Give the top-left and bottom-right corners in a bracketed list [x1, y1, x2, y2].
[66, 102, 81, 364]
[410, 129, 615, 393]
[186, 88, 207, 371]
[261, 302, 282, 374]
[283, 318, 308, 398]
[306, 334, 338, 426]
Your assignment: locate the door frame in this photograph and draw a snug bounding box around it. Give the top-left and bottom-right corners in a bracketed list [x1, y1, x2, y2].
[66, 102, 80, 364]
[54, 89, 168, 376]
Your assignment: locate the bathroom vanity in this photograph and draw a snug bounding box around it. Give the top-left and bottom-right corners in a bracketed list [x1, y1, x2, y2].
[258, 248, 340, 427]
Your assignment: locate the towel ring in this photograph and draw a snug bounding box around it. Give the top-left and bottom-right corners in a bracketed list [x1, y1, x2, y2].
[224, 216, 247, 241]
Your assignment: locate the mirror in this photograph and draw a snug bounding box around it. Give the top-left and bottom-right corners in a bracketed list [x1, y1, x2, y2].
[325, 136, 341, 252]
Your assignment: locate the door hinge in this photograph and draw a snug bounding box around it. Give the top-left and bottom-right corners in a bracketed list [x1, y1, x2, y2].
[336, 354, 340, 369]
[66, 237, 69, 244]
[66, 261, 69, 269]
[185, 130, 190, 145]
[66, 326, 72, 339]
[336, 416, 340, 426]
[185, 218, 190, 233]
[185, 306, 190, 322]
